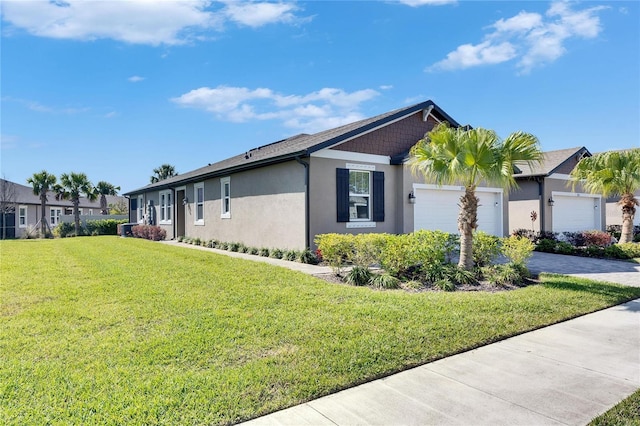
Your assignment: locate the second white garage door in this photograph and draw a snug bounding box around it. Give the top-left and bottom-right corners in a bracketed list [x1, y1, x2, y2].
[413, 185, 503, 236]
[551, 192, 602, 233]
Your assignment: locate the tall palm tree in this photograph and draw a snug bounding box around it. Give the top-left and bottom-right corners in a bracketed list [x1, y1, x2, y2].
[150, 164, 178, 183]
[570, 149, 640, 244]
[95, 181, 120, 215]
[409, 123, 543, 270]
[55, 172, 97, 236]
[26, 170, 57, 237]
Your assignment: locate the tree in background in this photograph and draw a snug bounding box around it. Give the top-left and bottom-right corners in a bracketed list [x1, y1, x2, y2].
[109, 199, 129, 215]
[27, 170, 57, 238]
[150, 164, 178, 183]
[55, 172, 97, 236]
[570, 149, 640, 244]
[95, 181, 120, 215]
[409, 123, 542, 270]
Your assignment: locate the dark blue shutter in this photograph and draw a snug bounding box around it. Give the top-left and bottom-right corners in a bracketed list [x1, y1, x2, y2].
[130, 198, 137, 211]
[336, 168, 349, 222]
[372, 171, 384, 222]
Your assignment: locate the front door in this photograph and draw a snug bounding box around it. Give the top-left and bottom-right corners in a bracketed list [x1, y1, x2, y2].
[176, 189, 185, 237]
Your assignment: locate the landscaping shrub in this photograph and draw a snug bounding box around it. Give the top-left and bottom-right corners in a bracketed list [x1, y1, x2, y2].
[558, 232, 585, 247]
[228, 242, 240, 252]
[582, 230, 612, 247]
[296, 248, 317, 264]
[284, 250, 298, 261]
[344, 266, 372, 286]
[85, 219, 127, 236]
[249, 247, 259, 255]
[131, 225, 166, 241]
[433, 278, 455, 292]
[350, 233, 388, 267]
[314, 233, 353, 273]
[270, 248, 284, 259]
[401, 280, 424, 291]
[259, 247, 270, 257]
[536, 238, 556, 253]
[472, 231, 501, 267]
[481, 263, 523, 286]
[370, 273, 400, 290]
[584, 245, 604, 257]
[378, 230, 451, 278]
[501, 235, 534, 271]
[606, 224, 640, 241]
[511, 228, 537, 242]
[618, 243, 640, 258]
[555, 241, 575, 255]
[53, 222, 77, 238]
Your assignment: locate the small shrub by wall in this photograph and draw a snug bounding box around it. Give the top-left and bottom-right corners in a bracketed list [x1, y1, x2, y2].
[132, 225, 166, 241]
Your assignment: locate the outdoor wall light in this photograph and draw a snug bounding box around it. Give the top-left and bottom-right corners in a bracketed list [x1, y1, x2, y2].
[408, 191, 416, 204]
[548, 197, 554, 206]
[182, 197, 188, 205]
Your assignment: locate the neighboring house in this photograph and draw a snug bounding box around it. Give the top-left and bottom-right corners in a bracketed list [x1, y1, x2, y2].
[508, 147, 606, 234]
[0, 178, 125, 238]
[125, 100, 510, 250]
[605, 190, 640, 228]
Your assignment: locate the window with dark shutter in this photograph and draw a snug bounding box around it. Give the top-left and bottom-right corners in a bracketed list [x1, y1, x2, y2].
[372, 171, 385, 222]
[336, 168, 349, 222]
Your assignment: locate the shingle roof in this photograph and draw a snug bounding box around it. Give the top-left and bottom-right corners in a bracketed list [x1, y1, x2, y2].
[514, 146, 590, 178]
[125, 100, 459, 195]
[1, 179, 121, 208]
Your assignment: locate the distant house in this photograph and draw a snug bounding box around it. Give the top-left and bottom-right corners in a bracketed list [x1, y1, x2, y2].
[124, 100, 510, 250]
[0, 178, 125, 239]
[508, 147, 606, 234]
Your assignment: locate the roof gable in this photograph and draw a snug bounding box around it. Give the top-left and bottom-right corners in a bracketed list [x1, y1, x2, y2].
[514, 147, 590, 178]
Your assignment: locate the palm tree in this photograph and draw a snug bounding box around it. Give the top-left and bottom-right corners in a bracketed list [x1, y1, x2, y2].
[55, 172, 97, 236]
[150, 164, 178, 183]
[26, 170, 57, 237]
[570, 149, 640, 244]
[95, 181, 120, 215]
[409, 123, 543, 270]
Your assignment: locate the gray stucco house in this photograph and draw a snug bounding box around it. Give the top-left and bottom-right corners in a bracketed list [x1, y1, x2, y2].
[124, 100, 512, 250]
[508, 146, 606, 234]
[0, 178, 125, 239]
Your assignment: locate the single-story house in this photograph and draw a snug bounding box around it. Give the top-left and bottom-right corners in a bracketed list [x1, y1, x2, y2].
[125, 100, 510, 250]
[0, 178, 125, 239]
[508, 147, 606, 234]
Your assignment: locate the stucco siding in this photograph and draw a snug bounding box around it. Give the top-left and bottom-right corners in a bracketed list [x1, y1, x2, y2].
[308, 156, 399, 246]
[178, 161, 306, 249]
[509, 200, 540, 233]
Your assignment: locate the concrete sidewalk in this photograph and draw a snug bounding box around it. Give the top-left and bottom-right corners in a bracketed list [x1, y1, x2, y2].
[242, 299, 640, 426]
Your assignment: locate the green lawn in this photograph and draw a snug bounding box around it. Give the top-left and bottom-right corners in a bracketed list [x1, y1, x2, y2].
[2, 237, 639, 425]
[589, 388, 640, 425]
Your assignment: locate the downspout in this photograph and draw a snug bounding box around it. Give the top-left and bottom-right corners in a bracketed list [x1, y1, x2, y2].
[536, 177, 545, 232]
[295, 156, 310, 249]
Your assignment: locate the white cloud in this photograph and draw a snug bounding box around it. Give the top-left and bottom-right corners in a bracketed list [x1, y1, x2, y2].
[221, 1, 300, 28]
[395, 0, 456, 6]
[171, 85, 380, 133]
[128, 76, 145, 83]
[429, 1, 608, 73]
[0, 0, 305, 45]
[2, 96, 89, 114]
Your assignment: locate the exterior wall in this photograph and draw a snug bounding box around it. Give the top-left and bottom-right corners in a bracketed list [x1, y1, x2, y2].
[332, 113, 437, 156]
[509, 200, 541, 233]
[308, 156, 400, 248]
[605, 190, 640, 227]
[179, 161, 306, 250]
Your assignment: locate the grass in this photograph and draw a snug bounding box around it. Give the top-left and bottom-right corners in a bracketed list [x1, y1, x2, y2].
[2, 237, 640, 425]
[589, 388, 640, 425]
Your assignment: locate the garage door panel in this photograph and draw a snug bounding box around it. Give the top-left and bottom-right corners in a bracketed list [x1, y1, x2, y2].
[414, 188, 502, 236]
[552, 195, 599, 233]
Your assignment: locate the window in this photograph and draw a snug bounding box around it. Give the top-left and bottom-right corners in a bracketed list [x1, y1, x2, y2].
[50, 208, 62, 226]
[18, 206, 27, 228]
[336, 167, 384, 225]
[64, 207, 73, 215]
[194, 183, 204, 225]
[159, 190, 172, 224]
[137, 196, 144, 223]
[349, 170, 370, 220]
[88, 209, 93, 216]
[220, 177, 230, 218]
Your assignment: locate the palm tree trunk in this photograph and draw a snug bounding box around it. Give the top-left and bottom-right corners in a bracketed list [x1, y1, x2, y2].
[619, 194, 637, 244]
[40, 194, 47, 238]
[100, 194, 108, 215]
[458, 186, 478, 270]
[73, 199, 81, 236]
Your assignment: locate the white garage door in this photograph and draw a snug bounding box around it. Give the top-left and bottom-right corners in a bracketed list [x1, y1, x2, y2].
[552, 193, 601, 232]
[414, 185, 503, 236]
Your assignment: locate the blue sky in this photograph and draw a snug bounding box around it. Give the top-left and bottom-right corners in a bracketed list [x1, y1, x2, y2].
[1, 0, 638, 193]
